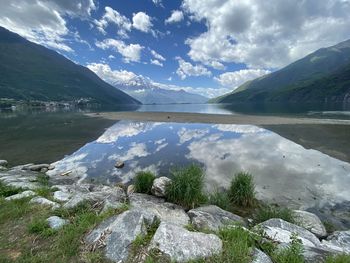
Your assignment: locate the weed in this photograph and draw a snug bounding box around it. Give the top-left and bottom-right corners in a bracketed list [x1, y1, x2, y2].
[229, 172, 256, 207]
[134, 171, 156, 194]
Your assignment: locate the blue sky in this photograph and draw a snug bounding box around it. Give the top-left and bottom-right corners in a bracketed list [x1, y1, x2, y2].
[1, 0, 350, 97]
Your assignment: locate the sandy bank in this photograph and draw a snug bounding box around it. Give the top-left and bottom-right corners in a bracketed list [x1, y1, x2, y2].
[86, 111, 350, 125]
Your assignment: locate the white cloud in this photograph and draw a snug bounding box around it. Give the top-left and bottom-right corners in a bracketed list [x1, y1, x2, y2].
[150, 49, 166, 61]
[150, 59, 163, 67]
[182, 0, 350, 69]
[165, 10, 184, 24]
[152, 0, 164, 7]
[214, 69, 271, 90]
[95, 39, 144, 63]
[0, 0, 95, 52]
[132, 12, 153, 33]
[176, 57, 212, 79]
[94, 6, 131, 38]
[87, 63, 138, 84]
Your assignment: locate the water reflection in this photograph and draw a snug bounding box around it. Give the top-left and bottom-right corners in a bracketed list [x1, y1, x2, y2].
[49, 121, 350, 211]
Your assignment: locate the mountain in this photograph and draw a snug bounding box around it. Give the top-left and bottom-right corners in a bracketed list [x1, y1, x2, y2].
[0, 27, 140, 106]
[111, 75, 208, 104]
[213, 39, 350, 103]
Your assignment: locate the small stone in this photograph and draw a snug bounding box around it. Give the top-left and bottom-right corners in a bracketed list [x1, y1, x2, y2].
[30, 197, 60, 210]
[151, 177, 172, 197]
[149, 222, 222, 262]
[40, 168, 48, 173]
[28, 164, 50, 172]
[47, 216, 68, 229]
[0, 160, 8, 166]
[48, 164, 55, 170]
[127, 184, 135, 195]
[53, 190, 72, 202]
[115, 161, 124, 168]
[5, 190, 36, 201]
[0, 166, 7, 171]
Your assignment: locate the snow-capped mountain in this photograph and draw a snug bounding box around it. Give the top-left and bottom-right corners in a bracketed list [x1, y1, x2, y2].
[111, 75, 208, 104]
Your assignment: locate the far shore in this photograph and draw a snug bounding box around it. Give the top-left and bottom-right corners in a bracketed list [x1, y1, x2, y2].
[86, 111, 350, 125]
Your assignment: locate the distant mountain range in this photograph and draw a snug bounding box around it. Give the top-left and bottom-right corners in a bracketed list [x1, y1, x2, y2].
[110, 75, 208, 104]
[0, 27, 140, 106]
[212, 39, 350, 104]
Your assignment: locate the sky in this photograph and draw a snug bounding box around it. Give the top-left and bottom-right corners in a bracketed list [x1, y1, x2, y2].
[1, 0, 350, 98]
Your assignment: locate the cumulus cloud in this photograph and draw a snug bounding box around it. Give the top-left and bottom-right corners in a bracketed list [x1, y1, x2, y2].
[214, 69, 271, 90]
[132, 12, 153, 33]
[152, 0, 164, 7]
[165, 10, 184, 24]
[150, 59, 163, 67]
[176, 57, 212, 79]
[0, 0, 96, 52]
[182, 0, 350, 69]
[95, 38, 144, 63]
[94, 6, 131, 37]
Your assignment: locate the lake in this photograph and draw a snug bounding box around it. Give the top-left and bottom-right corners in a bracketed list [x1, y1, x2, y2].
[1, 103, 350, 227]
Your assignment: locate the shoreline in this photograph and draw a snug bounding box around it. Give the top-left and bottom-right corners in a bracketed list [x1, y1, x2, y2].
[86, 111, 350, 125]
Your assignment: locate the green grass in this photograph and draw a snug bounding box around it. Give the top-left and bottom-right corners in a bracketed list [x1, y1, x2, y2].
[229, 172, 256, 208]
[207, 189, 231, 211]
[325, 254, 350, 263]
[35, 173, 50, 186]
[165, 164, 206, 209]
[0, 181, 22, 197]
[271, 233, 304, 263]
[134, 171, 156, 194]
[254, 205, 295, 224]
[27, 218, 55, 237]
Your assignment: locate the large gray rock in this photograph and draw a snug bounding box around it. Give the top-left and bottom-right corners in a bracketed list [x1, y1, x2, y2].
[0, 168, 40, 190]
[47, 216, 68, 230]
[188, 205, 245, 231]
[5, 190, 36, 201]
[293, 210, 327, 238]
[252, 248, 273, 263]
[151, 177, 172, 197]
[30, 197, 60, 210]
[56, 184, 126, 209]
[322, 230, 350, 254]
[256, 219, 321, 247]
[27, 164, 50, 171]
[85, 209, 150, 262]
[0, 160, 8, 166]
[129, 193, 189, 226]
[149, 222, 222, 262]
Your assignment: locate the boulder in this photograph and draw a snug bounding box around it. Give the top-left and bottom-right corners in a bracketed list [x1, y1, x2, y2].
[30, 197, 60, 210]
[149, 222, 222, 262]
[188, 205, 245, 231]
[322, 230, 350, 254]
[53, 190, 72, 202]
[151, 177, 172, 197]
[85, 209, 149, 262]
[129, 193, 190, 226]
[0, 160, 8, 166]
[0, 168, 40, 190]
[27, 164, 50, 171]
[255, 218, 321, 247]
[5, 190, 36, 201]
[47, 216, 68, 230]
[252, 248, 273, 263]
[293, 210, 327, 238]
[115, 161, 124, 168]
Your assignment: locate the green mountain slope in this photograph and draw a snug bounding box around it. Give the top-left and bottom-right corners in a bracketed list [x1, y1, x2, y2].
[214, 39, 350, 103]
[0, 27, 140, 106]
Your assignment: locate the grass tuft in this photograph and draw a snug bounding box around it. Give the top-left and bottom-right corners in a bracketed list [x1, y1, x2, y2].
[325, 254, 350, 263]
[208, 189, 231, 211]
[28, 218, 55, 237]
[229, 172, 256, 207]
[134, 171, 156, 194]
[0, 181, 22, 197]
[254, 205, 295, 224]
[165, 164, 206, 209]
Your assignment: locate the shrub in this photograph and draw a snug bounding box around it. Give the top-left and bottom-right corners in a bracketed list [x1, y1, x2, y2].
[272, 233, 304, 263]
[165, 164, 206, 209]
[134, 171, 156, 194]
[229, 172, 256, 207]
[254, 205, 295, 224]
[208, 189, 231, 211]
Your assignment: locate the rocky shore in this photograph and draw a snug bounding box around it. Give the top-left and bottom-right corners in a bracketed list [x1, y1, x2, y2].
[0, 160, 350, 262]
